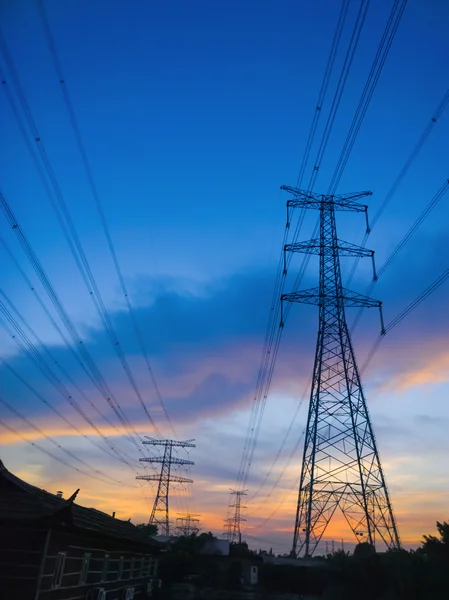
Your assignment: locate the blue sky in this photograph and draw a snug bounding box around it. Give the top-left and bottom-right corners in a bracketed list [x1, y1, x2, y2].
[0, 0, 448, 552]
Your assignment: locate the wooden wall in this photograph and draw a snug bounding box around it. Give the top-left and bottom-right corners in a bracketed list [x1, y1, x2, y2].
[39, 528, 159, 600]
[0, 525, 48, 598]
[0, 523, 159, 600]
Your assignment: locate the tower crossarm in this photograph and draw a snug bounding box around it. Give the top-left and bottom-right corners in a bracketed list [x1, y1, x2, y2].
[143, 437, 196, 448]
[285, 239, 374, 258]
[284, 239, 378, 277]
[139, 457, 194, 465]
[136, 475, 193, 484]
[281, 288, 385, 332]
[281, 287, 381, 308]
[281, 185, 372, 212]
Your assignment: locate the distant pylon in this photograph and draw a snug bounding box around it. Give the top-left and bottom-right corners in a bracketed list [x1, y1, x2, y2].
[225, 489, 247, 544]
[175, 513, 201, 536]
[281, 186, 400, 557]
[223, 518, 233, 541]
[136, 438, 195, 536]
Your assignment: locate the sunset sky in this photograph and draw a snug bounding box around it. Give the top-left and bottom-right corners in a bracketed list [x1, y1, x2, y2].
[0, 0, 448, 555]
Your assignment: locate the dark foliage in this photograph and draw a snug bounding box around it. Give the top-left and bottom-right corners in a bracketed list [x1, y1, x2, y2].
[321, 522, 449, 600]
[229, 541, 254, 557]
[135, 522, 158, 536]
[157, 532, 217, 585]
[156, 522, 449, 599]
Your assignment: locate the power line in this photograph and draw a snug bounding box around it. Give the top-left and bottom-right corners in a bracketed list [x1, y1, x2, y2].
[239, 0, 412, 521]
[351, 179, 449, 332]
[0, 275, 138, 455]
[35, 0, 175, 436]
[289, 0, 409, 293]
[328, 0, 409, 194]
[360, 267, 449, 375]
[244, 532, 290, 550]
[0, 74, 143, 442]
[0, 394, 127, 486]
[0, 416, 129, 486]
[376, 179, 449, 279]
[0, 297, 141, 470]
[250, 477, 299, 530]
[233, 0, 368, 498]
[385, 270, 449, 333]
[284, 0, 373, 293]
[295, 0, 350, 189]
[0, 354, 134, 469]
[0, 36, 161, 436]
[250, 379, 310, 502]
[306, 0, 371, 193]
[346, 88, 449, 287]
[232, 4, 378, 532]
[282, 0, 380, 313]
[0, 285, 138, 463]
[246, 0, 413, 503]
[0, 190, 145, 453]
[371, 90, 449, 230]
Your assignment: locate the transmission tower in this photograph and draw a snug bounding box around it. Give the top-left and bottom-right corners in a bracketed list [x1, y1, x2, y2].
[136, 438, 195, 536]
[223, 518, 234, 541]
[175, 513, 201, 536]
[225, 489, 247, 544]
[280, 186, 400, 557]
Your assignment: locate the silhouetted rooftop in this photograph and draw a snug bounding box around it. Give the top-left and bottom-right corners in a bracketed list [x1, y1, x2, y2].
[0, 459, 161, 549]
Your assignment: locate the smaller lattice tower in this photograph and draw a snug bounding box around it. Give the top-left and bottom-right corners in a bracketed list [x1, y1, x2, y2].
[175, 513, 201, 536]
[136, 438, 195, 536]
[223, 518, 234, 541]
[225, 489, 247, 544]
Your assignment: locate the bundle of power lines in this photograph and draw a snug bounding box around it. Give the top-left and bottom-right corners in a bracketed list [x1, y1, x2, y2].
[232, 0, 448, 534]
[0, 1, 198, 519]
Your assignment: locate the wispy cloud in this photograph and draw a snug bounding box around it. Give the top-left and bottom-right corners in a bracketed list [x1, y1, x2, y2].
[1, 253, 448, 552]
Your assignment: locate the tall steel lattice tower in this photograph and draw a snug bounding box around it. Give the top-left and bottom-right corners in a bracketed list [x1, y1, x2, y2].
[280, 186, 400, 557]
[136, 438, 195, 536]
[224, 490, 247, 544]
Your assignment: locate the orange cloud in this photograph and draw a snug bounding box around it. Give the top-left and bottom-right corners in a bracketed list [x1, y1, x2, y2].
[382, 351, 449, 393]
[5, 442, 447, 551]
[0, 419, 153, 445]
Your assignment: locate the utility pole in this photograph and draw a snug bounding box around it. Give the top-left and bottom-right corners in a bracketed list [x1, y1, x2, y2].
[136, 438, 195, 536]
[225, 489, 247, 544]
[281, 186, 400, 558]
[175, 513, 201, 536]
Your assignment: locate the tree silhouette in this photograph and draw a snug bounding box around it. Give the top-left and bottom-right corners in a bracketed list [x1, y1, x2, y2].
[135, 522, 158, 536]
[420, 521, 449, 559]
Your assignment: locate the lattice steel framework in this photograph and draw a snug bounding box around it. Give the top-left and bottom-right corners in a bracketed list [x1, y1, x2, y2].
[136, 437, 195, 536]
[225, 489, 247, 544]
[281, 186, 400, 557]
[175, 513, 201, 536]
